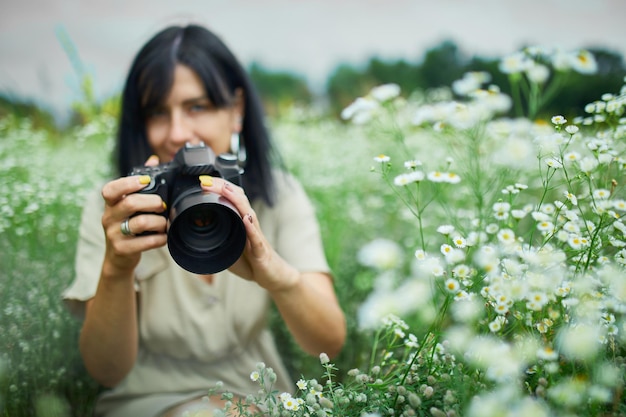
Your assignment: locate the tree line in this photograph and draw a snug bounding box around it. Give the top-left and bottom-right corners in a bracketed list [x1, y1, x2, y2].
[1, 39, 625, 131]
[254, 40, 626, 120]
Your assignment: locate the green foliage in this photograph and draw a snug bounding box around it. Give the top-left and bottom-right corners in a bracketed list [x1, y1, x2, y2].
[549, 48, 626, 117]
[418, 40, 467, 89]
[293, 50, 626, 417]
[327, 41, 626, 122]
[0, 96, 58, 134]
[268, 108, 408, 380]
[466, 48, 626, 121]
[248, 62, 313, 116]
[326, 64, 378, 117]
[326, 40, 468, 117]
[367, 57, 422, 96]
[67, 76, 120, 127]
[0, 114, 114, 416]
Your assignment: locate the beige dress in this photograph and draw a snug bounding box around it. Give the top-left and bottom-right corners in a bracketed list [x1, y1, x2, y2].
[63, 172, 331, 417]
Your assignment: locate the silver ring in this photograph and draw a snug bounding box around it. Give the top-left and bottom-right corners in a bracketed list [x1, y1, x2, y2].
[120, 218, 134, 236]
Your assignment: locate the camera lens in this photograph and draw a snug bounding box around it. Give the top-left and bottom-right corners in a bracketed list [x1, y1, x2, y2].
[175, 204, 230, 252]
[167, 189, 246, 274]
[188, 206, 218, 237]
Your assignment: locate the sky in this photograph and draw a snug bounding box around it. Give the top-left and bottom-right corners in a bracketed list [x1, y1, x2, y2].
[1, 0, 625, 122]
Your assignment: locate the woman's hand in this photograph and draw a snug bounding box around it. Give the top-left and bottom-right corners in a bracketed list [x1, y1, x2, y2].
[82, 157, 170, 387]
[199, 175, 346, 358]
[198, 175, 299, 292]
[100, 173, 168, 275]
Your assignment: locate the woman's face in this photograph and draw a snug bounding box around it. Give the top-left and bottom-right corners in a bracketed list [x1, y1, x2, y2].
[145, 64, 243, 163]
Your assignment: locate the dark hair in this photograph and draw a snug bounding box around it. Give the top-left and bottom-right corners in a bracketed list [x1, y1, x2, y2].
[114, 24, 281, 206]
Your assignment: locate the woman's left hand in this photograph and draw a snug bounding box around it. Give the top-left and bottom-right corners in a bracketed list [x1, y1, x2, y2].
[198, 175, 299, 292]
[200, 175, 346, 358]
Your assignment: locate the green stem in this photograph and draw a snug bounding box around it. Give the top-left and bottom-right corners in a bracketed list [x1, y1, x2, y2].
[381, 171, 433, 251]
[508, 75, 524, 118]
[392, 294, 453, 409]
[538, 72, 567, 114]
[527, 157, 558, 248]
[583, 214, 607, 273]
[528, 81, 540, 120]
[369, 328, 382, 372]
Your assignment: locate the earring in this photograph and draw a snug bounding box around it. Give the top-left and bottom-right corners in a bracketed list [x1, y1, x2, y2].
[230, 132, 239, 154]
[230, 132, 247, 165]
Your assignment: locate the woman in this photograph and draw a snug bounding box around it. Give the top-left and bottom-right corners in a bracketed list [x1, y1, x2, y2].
[63, 24, 346, 417]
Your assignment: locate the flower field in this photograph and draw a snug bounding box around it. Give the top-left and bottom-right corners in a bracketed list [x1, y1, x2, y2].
[1, 46, 625, 416]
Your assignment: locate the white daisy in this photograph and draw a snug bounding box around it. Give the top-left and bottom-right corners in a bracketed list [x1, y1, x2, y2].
[370, 83, 401, 102]
[570, 50, 598, 74]
[593, 189, 611, 200]
[437, 224, 456, 235]
[445, 278, 460, 294]
[497, 228, 516, 244]
[374, 154, 390, 163]
[452, 236, 467, 248]
[564, 191, 578, 206]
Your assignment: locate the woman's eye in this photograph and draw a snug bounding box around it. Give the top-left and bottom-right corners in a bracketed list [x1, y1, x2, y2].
[189, 103, 209, 112]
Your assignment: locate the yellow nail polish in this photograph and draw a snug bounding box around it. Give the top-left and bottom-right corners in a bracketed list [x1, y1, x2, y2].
[144, 155, 160, 167]
[139, 175, 151, 185]
[199, 175, 213, 187]
[162, 201, 167, 210]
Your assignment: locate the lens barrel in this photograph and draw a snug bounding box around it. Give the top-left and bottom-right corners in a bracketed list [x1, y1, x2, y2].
[167, 189, 246, 274]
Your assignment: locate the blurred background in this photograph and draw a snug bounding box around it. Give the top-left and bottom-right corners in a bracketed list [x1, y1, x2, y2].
[2, 0, 626, 126]
[2, 2, 626, 416]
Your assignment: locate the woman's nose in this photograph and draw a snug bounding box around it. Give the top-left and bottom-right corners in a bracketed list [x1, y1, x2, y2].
[168, 112, 194, 145]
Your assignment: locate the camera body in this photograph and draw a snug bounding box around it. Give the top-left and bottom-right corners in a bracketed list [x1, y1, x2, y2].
[129, 142, 246, 274]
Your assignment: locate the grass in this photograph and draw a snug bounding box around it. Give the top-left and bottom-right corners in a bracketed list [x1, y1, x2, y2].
[1, 114, 114, 416]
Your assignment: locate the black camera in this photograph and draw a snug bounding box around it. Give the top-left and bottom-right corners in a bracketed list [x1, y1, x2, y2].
[129, 142, 246, 274]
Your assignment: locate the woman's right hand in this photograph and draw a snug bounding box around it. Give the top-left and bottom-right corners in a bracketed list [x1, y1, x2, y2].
[100, 175, 168, 275]
[82, 172, 167, 387]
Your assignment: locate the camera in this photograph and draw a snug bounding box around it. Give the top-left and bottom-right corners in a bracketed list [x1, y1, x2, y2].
[129, 142, 246, 274]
